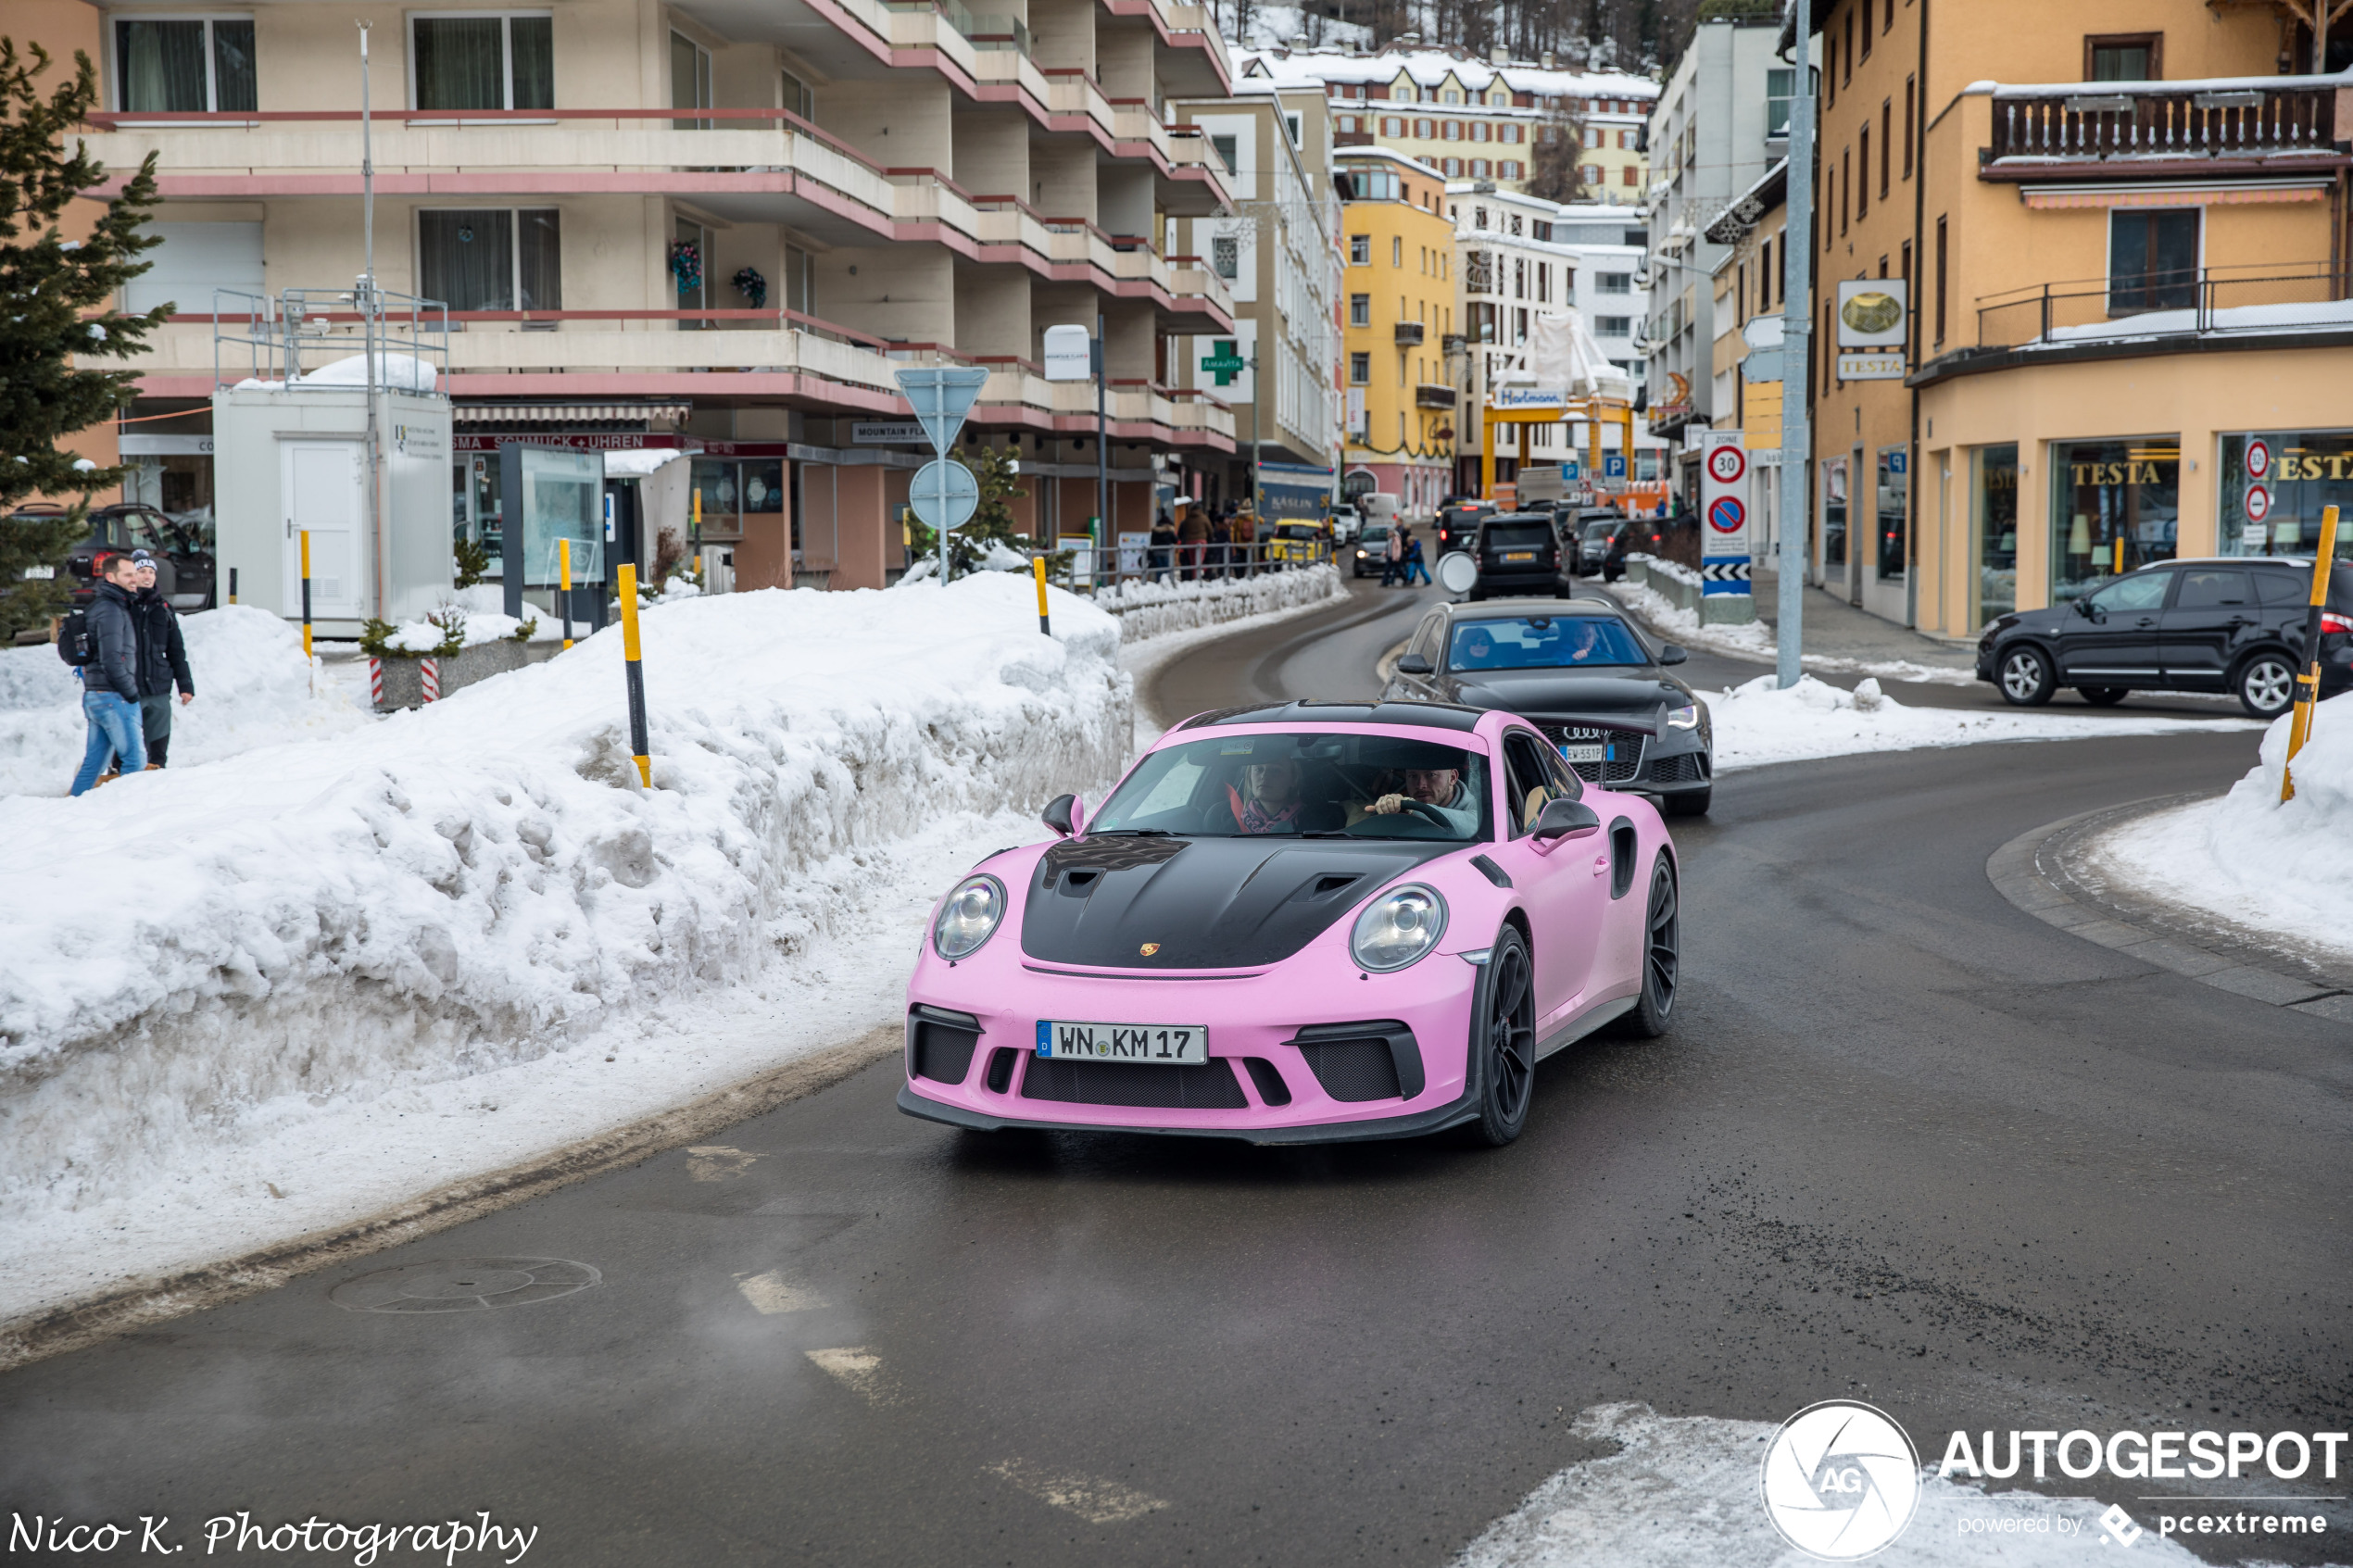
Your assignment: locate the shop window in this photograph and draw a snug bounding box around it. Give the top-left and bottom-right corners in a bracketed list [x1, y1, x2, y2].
[412, 13, 553, 112]
[115, 18, 256, 113]
[418, 208, 561, 311]
[688, 458, 784, 541]
[2108, 209, 2198, 314]
[1973, 445, 2019, 627]
[2051, 439, 2180, 603]
[2085, 33, 2161, 82]
[2217, 432, 2353, 556]
[1822, 457, 1848, 569]
[1876, 445, 1908, 581]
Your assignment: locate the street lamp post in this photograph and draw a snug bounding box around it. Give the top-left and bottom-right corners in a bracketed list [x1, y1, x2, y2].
[1777, 0, 1816, 690]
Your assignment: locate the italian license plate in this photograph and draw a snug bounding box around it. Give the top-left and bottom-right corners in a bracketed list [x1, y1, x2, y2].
[1036, 1021, 1208, 1065]
[1503, 550, 1536, 563]
[1560, 743, 1605, 764]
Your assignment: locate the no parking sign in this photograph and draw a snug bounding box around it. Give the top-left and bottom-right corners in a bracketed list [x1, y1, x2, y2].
[1699, 430, 1751, 597]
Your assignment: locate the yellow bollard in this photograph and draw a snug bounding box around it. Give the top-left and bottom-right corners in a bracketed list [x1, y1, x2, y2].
[299, 529, 313, 659]
[2281, 503, 2341, 804]
[1033, 554, 1051, 636]
[559, 536, 574, 650]
[616, 564, 652, 787]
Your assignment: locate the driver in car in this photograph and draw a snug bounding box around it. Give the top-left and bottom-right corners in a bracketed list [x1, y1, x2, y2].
[1563, 619, 1609, 663]
[1227, 758, 1304, 834]
[1455, 627, 1499, 669]
[1364, 766, 1478, 834]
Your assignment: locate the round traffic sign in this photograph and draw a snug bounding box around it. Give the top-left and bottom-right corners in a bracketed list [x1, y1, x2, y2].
[1707, 496, 1746, 533]
[1706, 445, 1746, 484]
[1436, 551, 1479, 595]
[2246, 439, 2271, 482]
[2245, 483, 2272, 525]
[909, 458, 979, 532]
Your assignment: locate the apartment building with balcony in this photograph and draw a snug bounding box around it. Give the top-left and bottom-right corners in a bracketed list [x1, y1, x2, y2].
[1802, 0, 2353, 637]
[1235, 44, 1655, 201]
[1169, 81, 1340, 514]
[1333, 148, 1453, 520]
[82, 0, 1239, 592]
[1448, 182, 1667, 500]
[1642, 13, 1788, 447]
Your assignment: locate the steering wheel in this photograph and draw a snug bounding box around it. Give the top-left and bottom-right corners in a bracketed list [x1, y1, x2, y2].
[1396, 798, 1453, 827]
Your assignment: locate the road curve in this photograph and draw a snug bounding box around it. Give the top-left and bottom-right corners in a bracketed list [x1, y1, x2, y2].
[1, 587, 2344, 1568]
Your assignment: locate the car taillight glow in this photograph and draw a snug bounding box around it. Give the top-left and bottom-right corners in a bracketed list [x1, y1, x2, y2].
[2322, 611, 2353, 635]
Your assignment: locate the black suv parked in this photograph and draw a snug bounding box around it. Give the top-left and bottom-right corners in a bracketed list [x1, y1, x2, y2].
[1976, 557, 2353, 718]
[1467, 512, 1569, 599]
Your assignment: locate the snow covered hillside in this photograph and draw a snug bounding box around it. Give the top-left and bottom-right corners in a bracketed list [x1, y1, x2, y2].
[0, 576, 1128, 1234]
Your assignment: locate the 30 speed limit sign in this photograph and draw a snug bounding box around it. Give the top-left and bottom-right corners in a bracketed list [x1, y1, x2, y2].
[1706, 445, 1747, 484]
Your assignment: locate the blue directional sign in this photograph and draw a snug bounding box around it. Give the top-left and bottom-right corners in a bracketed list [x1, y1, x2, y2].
[909, 458, 979, 533]
[892, 367, 992, 455]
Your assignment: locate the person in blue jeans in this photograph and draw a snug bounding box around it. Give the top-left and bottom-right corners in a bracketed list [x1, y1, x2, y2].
[1402, 528, 1433, 586]
[70, 552, 147, 795]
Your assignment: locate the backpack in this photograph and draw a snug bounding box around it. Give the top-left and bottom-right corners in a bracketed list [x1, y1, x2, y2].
[55, 606, 93, 668]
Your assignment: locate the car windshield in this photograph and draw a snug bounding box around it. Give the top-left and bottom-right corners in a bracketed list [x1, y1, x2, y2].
[1278, 524, 1318, 540]
[1582, 521, 1618, 541]
[1088, 731, 1491, 842]
[1450, 615, 1649, 671]
[1482, 523, 1552, 551]
[1359, 524, 1390, 543]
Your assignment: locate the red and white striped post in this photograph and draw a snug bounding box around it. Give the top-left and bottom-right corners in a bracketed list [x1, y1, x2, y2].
[368, 658, 384, 709]
[420, 658, 440, 704]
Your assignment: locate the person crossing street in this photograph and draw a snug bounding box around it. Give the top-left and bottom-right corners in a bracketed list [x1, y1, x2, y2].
[68, 553, 146, 795]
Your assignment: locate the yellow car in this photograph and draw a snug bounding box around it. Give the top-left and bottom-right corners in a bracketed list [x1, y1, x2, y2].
[1266, 522, 1328, 565]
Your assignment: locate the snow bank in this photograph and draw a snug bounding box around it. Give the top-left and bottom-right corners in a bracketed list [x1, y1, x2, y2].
[0, 607, 368, 797]
[1710, 673, 2259, 772]
[0, 575, 1127, 1223]
[1094, 563, 1346, 641]
[2095, 695, 2353, 965]
[233, 351, 438, 393]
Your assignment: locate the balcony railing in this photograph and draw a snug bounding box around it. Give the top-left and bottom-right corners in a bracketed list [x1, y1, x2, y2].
[1982, 78, 2342, 172]
[1973, 261, 2353, 350]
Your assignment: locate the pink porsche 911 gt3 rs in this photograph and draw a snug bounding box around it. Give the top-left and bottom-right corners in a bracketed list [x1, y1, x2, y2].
[896, 700, 1680, 1147]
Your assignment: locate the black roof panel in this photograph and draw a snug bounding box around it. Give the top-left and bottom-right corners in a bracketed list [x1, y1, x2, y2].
[1174, 700, 1488, 733]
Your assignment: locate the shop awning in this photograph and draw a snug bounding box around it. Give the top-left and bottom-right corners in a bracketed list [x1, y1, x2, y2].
[454, 401, 693, 424]
[2023, 179, 2331, 209]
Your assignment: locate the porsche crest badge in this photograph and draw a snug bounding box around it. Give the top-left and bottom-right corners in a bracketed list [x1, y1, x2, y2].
[1139, 943, 1161, 957]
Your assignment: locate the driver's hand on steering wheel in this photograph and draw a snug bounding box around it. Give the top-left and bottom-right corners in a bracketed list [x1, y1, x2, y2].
[1368, 793, 1406, 815]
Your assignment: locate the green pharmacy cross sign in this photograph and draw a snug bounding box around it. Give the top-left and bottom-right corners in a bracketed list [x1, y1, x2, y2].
[1200, 341, 1247, 384]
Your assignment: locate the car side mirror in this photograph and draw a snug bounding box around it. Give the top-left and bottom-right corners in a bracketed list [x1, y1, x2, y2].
[1529, 797, 1602, 847]
[2072, 598, 2099, 621]
[1396, 653, 1433, 675]
[1042, 793, 1082, 837]
[1656, 644, 1688, 666]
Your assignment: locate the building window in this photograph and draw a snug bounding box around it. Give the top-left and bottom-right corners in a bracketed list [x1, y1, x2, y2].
[1501, 123, 1520, 144]
[1392, 234, 1403, 266]
[1443, 120, 1461, 141]
[2085, 33, 2162, 82]
[1285, 111, 1302, 146]
[669, 31, 709, 128]
[1596, 315, 1631, 336]
[1822, 457, 1848, 567]
[1621, 164, 1638, 186]
[412, 13, 554, 112]
[2109, 208, 2198, 314]
[1847, 5, 1859, 69]
[1415, 118, 1433, 138]
[1444, 157, 1462, 176]
[1396, 84, 1416, 104]
[2217, 430, 2353, 555]
[114, 17, 256, 113]
[1501, 160, 1521, 179]
[1382, 116, 1403, 135]
[1212, 133, 1238, 172]
[1596, 271, 1630, 295]
[1211, 235, 1239, 280]
[1350, 351, 1370, 384]
[1471, 120, 1489, 143]
[1876, 445, 1908, 582]
[1470, 157, 1490, 177]
[418, 207, 560, 311]
[1974, 444, 2020, 627]
[1880, 102, 1893, 197]
[1580, 163, 1602, 185]
[1933, 215, 1948, 344]
[1903, 77, 1915, 176]
[2051, 439, 2180, 602]
[1337, 114, 1357, 133]
[1841, 149, 1851, 232]
[1349, 293, 1370, 327]
[1857, 127, 1869, 217]
[1442, 89, 1459, 104]
[1826, 35, 1837, 107]
[1349, 233, 1371, 265]
[1766, 68, 1793, 136]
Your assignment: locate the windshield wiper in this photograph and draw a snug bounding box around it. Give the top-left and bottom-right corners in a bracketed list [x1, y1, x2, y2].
[1087, 828, 1180, 837]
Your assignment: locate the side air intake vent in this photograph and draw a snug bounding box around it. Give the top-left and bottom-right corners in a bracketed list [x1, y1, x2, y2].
[910, 1005, 981, 1085]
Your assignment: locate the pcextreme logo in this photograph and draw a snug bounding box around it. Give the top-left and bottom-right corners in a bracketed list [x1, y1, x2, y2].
[1761, 1401, 1922, 1561]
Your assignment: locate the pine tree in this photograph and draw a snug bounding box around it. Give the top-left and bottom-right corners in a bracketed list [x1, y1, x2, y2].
[0, 38, 170, 642]
[910, 444, 1031, 577]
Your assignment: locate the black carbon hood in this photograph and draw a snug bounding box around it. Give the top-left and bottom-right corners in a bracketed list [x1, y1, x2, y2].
[1019, 835, 1453, 969]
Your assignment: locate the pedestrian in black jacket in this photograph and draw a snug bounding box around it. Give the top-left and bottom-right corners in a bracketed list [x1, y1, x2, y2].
[70, 553, 147, 795]
[129, 550, 195, 767]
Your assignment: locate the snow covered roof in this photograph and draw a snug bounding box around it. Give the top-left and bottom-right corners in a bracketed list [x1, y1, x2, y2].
[1238, 45, 1657, 104]
[1334, 144, 1450, 182]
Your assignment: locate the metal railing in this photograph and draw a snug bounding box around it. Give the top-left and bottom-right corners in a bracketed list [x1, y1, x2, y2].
[1974, 261, 2351, 349]
[1044, 536, 1335, 593]
[1984, 79, 2339, 166]
[212, 285, 449, 389]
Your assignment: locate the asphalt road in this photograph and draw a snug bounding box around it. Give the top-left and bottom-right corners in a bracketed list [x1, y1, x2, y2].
[5, 581, 2346, 1567]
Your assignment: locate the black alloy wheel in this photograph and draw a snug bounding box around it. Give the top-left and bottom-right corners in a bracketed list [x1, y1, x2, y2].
[2234, 652, 2297, 720]
[2078, 686, 2129, 707]
[1997, 645, 2057, 707]
[1624, 856, 1679, 1038]
[1468, 925, 1536, 1147]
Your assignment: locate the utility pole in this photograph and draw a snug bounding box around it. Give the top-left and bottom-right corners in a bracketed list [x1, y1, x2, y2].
[1249, 345, 1262, 522]
[1776, 0, 1815, 690]
[1095, 311, 1109, 551]
[358, 19, 385, 622]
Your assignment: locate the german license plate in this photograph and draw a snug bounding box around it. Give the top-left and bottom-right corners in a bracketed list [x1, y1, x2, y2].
[1503, 550, 1536, 563]
[1560, 743, 1605, 764]
[1037, 1021, 1209, 1065]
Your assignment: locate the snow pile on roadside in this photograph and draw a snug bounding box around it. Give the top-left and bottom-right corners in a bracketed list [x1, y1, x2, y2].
[0, 575, 1127, 1228]
[2094, 696, 2353, 964]
[1613, 575, 1976, 685]
[1095, 562, 1346, 641]
[1710, 673, 2260, 772]
[1458, 1403, 2214, 1567]
[0, 607, 368, 797]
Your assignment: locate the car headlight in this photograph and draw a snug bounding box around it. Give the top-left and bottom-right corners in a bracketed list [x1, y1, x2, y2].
[1350, 884, 1448, 972]
[932, 873, 1007, 960]
[1666, 703, 1702, 730]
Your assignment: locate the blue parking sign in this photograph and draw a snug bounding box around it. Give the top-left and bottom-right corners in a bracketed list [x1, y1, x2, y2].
[1604, 454, 1628, 479]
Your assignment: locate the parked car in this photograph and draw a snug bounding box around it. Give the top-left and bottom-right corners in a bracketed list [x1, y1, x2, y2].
[1350, 522, 1393, 579]
[1572, 511, 1623, 576]
[1267, 521, 1328, 565]
[42, 502, 217, 612]
[1975, 557, 2353, 719]
[898, 701, 1681, 1148]
[1466, 513, 1570, 600]
[1385, 597, 1714, 815]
